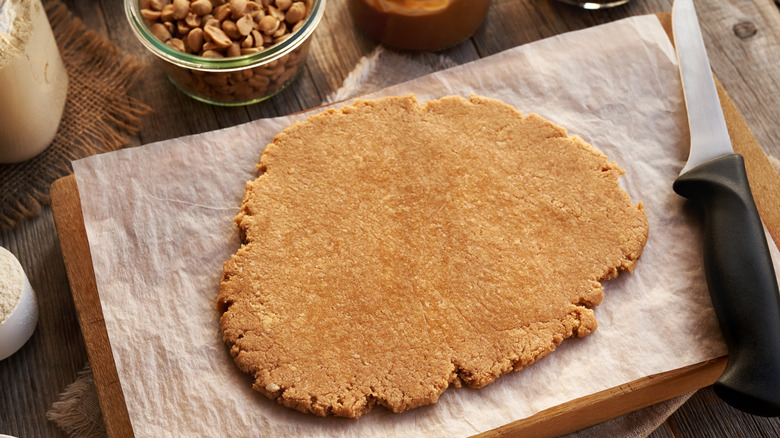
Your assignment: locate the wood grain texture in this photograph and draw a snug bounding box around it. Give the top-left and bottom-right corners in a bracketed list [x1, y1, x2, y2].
[717, 78, 780, 246]
[3, 0, 780, 436]
[664, 386, 780, 436]
[477, 359, 726, 438]
[50, 176, 134, 438]
[0, 209, 86, 438]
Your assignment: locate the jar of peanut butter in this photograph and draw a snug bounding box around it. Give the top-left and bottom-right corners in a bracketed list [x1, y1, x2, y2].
[348, 0, 491, 51]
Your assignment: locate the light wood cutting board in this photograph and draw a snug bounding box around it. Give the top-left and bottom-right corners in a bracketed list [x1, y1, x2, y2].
[50, 13, 780, 438]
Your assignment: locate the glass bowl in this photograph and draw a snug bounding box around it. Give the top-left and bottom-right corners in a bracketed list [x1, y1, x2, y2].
[125, 0, 326, 106]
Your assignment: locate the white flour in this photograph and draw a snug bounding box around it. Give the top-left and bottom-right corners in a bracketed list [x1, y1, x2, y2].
[0, 0, 33, 73]
[0, 0, 11, 33]
[0, 247, 24, 324]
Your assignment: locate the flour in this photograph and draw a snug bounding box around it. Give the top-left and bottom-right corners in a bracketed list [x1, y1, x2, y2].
[0, 0, 68, 164]
[0, 0, 32, 71]
[0, 247, 24, 325]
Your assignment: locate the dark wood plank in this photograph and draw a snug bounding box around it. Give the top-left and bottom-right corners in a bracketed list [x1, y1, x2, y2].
[0, 209, 86, 438]
[694, 0, 780, 163]
[649, 421, 676, 438]
[49, 176, 134, 438]
[665, 387, 780, 437]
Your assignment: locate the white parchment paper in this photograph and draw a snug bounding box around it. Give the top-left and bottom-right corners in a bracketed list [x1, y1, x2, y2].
[72, 15, 780, 437]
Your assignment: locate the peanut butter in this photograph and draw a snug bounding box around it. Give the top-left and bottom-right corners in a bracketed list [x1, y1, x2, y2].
[348, 0, 491, 51]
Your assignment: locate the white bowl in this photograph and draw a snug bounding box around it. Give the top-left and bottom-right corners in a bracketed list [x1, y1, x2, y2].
[0, 247, 38, 361]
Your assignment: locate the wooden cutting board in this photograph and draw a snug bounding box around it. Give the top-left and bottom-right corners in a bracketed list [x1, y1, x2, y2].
[50, 13, 780, 438]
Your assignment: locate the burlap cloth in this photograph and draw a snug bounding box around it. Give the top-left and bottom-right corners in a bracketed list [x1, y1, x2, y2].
[0, 1, 151, 231]
[46, 44, 704, 437]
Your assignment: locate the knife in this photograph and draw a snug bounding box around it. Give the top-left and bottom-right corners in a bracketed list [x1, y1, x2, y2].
[671, 0, 780, 417]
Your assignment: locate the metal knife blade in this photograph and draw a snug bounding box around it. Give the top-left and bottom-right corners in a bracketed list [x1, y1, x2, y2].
[672, 0, 732, 175]
[672, 0, 780, 417]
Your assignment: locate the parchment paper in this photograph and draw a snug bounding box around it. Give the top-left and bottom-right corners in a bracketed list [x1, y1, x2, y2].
[72, 15, 780, 437]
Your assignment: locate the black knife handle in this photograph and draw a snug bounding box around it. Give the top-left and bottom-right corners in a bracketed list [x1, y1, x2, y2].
[673, 154, 780, 416]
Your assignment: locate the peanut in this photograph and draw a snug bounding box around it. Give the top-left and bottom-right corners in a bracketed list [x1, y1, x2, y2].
[204, 24, 233, 48]
[229, 0, 248, 19]
[173, 0, 190, 20]
[221, 20, 242, 40]
[142, 0, 316, 103]
[150, 22, 172, 41]
[166, 37, 186, 51]
[187, 27, 205, 52]
[258, 15, 278, 34]
[285, 2, 305, 24]
[191, 0, 213, 15]
[236, 14, 254, 36]
[141, 8, 163, 20]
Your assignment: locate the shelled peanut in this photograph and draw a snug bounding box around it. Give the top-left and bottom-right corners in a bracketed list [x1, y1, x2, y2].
[140, 0, 311, 56]
[139, 0, 316, 103]
[162, 40, 312, 102]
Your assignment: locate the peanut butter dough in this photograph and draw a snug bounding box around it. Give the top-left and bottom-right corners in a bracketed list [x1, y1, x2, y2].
[217, 94, 649, 418]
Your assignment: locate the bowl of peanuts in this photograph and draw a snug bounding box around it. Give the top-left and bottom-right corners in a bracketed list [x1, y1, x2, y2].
[125, 0, 325, 105]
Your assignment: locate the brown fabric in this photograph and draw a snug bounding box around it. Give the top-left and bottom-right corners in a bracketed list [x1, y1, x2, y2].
[0, 1, 151, 230]
[47, 363, 107, 438]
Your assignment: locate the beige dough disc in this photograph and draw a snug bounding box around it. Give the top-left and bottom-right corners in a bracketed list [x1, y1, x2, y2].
[217, 94, 649, 418]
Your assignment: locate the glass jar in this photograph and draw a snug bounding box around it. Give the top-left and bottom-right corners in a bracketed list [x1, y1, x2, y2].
[125, 0, 326, 106]
[0, 0, 68, 163]
[348, 0, 491, 51]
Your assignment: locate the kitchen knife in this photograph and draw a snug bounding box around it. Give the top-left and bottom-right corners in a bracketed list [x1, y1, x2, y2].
[671, 0, 780, 417]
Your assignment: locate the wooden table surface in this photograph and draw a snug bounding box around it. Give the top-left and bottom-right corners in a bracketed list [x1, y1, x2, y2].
[2, 0, 780, 436]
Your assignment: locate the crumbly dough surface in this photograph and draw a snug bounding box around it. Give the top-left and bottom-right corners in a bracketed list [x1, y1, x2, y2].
[217, 95, 649, 418]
